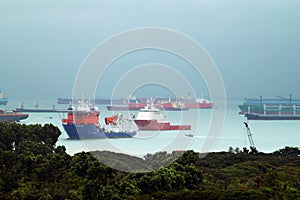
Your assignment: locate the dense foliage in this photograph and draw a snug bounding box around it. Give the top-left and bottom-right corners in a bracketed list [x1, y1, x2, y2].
[1, 122, 300, 199]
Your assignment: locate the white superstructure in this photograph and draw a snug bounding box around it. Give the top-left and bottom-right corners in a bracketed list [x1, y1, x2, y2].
[135, 105, 168, 123]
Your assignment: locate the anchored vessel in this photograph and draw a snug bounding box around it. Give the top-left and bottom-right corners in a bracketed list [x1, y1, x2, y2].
[62, 101, 136, 139]
[15, 102, 69, 113]
[239, 95, 300, 115]
[239, 95, 300, 120]
[0, 110, 29, 122]
[107, 96, 212, 111]
[58, 95, 212, 110]
[57, 97, 126, 105]
[134, 104, 191, 131]
[245, 113, 300, 120]
[0, 91, 8, 105]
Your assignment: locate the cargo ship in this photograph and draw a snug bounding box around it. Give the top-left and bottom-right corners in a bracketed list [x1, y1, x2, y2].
[57, 97, 126, 105]
[15, 102, 69, 113]
[58, 95, 213, 109]
[0, 91, 8, 105]
[0, 110, 29, 122]
[134, 104, 191, 131]
[57, 94, 146, 105]
[62, 101, 136, 139]
[239, 94, 300, 114]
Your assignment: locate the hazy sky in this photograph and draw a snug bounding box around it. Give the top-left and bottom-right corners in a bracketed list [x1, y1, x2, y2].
[0, 0, 299, 101]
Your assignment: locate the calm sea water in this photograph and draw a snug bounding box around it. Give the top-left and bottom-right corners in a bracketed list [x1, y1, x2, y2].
[2, 100, 300, 157]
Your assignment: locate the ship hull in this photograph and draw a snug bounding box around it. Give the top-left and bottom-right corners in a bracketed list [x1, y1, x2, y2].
[15, 108, 69, 113]
[107, 101, 212, 110]
[62, 123, 136, 139]
[239, 95, 300, 114]
[57, 98, 127, 105]
[239, 105, 300, 115]
[106, 106, 144, 111]
[134, 120, 191, 131]
[184, 103, 213, 109]
[245, 113, 300, 120]
[0, 114, 29, 122]
[244, 97, 300, 105]
[107, 105, 189, 111]
[0, 98, 8, 105]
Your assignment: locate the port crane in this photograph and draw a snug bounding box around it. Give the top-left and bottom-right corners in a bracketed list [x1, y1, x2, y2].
[243, 122, 256, 149]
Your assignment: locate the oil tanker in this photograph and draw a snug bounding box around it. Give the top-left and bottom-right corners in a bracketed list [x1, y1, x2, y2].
[58, 95, 213, 109]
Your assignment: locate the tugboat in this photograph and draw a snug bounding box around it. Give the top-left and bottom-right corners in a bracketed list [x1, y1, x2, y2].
[104, 113, 137, 136]
[134, 104, 191, 131]
[62, 100, 136, 139]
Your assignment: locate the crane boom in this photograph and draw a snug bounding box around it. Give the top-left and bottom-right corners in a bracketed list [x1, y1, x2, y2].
[244, 122, 256, 148]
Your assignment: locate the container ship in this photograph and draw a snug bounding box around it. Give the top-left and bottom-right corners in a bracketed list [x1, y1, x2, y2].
[62, 101, 136, 139]
[0, 110, 29, 122]
[0, 91, 8, 105]
[239, 95, 300, 114]
[134, 104, 191, 131]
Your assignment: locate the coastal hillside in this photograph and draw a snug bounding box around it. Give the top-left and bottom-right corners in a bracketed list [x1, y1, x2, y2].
[0, 122, 300, 199]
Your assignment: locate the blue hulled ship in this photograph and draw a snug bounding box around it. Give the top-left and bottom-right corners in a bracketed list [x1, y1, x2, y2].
[62, 101, 136, 139]
[0, 91, 8, 105]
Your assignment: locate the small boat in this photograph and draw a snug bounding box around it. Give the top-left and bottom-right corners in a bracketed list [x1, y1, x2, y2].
[0, 110, 29, 122]
[134, 104, 191, 131]
[185, 133, 194, 137]
[62, 100, 136, 139]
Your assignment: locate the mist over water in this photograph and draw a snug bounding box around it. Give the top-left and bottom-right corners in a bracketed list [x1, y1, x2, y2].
[0, 1, 299, 100]
[1, 1, 299, 159]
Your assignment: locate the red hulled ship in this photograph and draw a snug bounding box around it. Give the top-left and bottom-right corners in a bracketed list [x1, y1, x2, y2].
[134, 105, 191, 131]
[106, 96, 212, 111]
